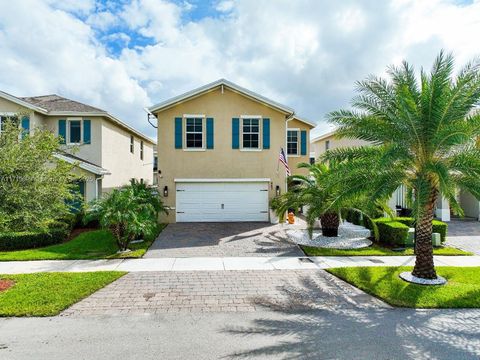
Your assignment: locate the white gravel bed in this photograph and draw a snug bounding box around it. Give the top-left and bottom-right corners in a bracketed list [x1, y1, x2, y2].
[286, 229, 373, 249]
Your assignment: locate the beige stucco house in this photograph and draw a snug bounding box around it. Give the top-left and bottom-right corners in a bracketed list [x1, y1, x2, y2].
[0, 91, 155, 203]
[311, 128, 480, 222]
[149, 79, 315, 223]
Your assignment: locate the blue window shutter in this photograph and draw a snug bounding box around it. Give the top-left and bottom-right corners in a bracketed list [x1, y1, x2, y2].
[83, 119, 91, 144]
[262, 118, 270, 149]
[206, 117, 214, 149]
[300, 130, 307, 155]
[232, 118, 239, 149]
[174, 117, 182, 149]
[21, 116, 30, 139]
[58, 119, 66, 144]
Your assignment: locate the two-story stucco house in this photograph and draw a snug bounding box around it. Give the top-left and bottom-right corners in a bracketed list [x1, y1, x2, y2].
[0, 91, 155, 202]
[149, 79, 315, 223]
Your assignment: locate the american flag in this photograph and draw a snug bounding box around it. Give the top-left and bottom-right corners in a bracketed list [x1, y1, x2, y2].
[278, 148, 291, 176]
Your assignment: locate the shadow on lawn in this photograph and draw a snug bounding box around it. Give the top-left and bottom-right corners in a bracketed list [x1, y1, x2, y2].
[223, 271, 480, 359]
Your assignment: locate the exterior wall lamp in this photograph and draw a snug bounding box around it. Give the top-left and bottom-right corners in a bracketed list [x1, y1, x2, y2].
[163, 186, 168, 197]
[276, 185, 280, 197]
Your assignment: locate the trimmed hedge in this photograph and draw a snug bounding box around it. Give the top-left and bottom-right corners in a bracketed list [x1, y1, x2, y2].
[375, 221, 410, 246]
[0, 228, 67, 251]
[373, 217, 448, 245]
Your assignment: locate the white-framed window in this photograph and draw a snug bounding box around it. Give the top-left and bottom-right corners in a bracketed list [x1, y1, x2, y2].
[67, 119, 82, 144]
[130, 135, 134, 153]
[287, 129, 299, 155]
[185, 117, 204, 149]
[242, 118, 260, 149]
[140, 141, 144, 160]
[325, 140, 330, 151]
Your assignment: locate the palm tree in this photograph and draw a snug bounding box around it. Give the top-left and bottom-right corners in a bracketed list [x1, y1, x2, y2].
[85, 182, 167, 251]
[324, 51, 480, 280]
[272, 162, 343, 238]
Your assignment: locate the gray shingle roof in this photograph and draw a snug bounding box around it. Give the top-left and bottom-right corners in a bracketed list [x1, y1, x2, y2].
[20, 94, 106, 113]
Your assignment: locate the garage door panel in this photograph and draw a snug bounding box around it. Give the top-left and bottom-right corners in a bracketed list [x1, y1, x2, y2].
[176, 181, 269, 222]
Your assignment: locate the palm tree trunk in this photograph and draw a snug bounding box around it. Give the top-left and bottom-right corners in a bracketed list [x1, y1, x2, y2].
[320, 212, 340, 237]
[412, 189, 438, 279]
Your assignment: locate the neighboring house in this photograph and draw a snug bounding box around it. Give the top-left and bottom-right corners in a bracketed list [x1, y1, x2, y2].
[311, 128, 480, 222]
[310, 130, 369, 160]
[0, 91, 155, 203]
[149, 79, 315, 223]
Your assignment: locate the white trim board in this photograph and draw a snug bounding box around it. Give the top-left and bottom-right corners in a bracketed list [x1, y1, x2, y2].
[174, 178, 271, 183]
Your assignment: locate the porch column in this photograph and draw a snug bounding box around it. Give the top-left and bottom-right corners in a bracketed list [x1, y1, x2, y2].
[436, 196, 450, 222]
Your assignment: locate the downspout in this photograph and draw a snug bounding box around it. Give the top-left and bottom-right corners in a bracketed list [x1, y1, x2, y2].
[285, 112, 295, 193]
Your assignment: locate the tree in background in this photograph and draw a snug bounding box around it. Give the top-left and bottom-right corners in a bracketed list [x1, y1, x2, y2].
[325, 51, 480, 280]
[0, 116, 79, 232]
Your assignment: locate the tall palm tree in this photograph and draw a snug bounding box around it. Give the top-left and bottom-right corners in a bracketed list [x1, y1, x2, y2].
[324, 51, 480, 280]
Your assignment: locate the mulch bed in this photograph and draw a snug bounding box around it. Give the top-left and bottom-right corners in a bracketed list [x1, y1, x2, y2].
[65, 227, 97, 242]
[0, 279, 15, 292]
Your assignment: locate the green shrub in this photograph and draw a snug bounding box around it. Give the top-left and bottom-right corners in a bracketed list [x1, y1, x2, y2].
[393, 217, 415, 227]
[375, 220, 409, 246]
[433, 220, 448, 243]
[0, 228, 67, 251]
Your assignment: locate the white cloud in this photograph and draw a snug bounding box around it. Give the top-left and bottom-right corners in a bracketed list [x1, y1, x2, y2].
[0, 0, 480, 140]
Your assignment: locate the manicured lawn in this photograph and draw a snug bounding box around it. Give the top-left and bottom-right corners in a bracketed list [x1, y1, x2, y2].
[0, 224, 167, 261]
[301, 243, 471, 256]
[328, 266, 480, 308]
[0, 272, 125, 316]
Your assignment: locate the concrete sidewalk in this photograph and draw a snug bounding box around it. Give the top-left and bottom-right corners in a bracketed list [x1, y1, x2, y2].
[0, 255, 479, 274]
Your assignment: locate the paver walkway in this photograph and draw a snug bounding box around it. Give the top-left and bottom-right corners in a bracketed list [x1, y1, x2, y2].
[62, 269, 388, 316]
[446, 219, 480, 255]
[144, 222, 304, 258]
[1, 255, 480, 274]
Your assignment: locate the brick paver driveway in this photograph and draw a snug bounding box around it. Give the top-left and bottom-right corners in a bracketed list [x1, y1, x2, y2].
[445, 219, 480, 255]
[144, 222, 304, 258]
[62, 270, 388, 316]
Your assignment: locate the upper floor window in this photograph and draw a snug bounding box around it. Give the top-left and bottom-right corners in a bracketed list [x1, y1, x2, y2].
[130, 135, 134, 153]
[287, 130, 299, 155]
[325, 140, 330, 151]
[140, 141, 144, 160]
[185, 117, 203, 149]
[68, 120, 81, 144]
[153, 155, 158, 171]
[242, 118, 260, 149]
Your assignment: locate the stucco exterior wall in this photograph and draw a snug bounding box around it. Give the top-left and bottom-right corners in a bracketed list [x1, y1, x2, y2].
[0, 97, 29, 114]
[311, 133, 370, 161]
[459, 190, 480, 219]
[287, 118, 312, 176]
[154, 86, 288, 223]
[101, 118, 154, 190]
[43, 116, 104, 166]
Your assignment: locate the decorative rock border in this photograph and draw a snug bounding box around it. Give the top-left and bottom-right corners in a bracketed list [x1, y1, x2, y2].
[286, 229, 372, 250]
[399, 271, 447, 285]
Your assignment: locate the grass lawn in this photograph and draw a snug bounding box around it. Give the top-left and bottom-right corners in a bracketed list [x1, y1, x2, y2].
[0, 224, 167, 261]
[301, 243, 471, 256]
[328, 266, 480, 308]
[0, 272, 125, 316]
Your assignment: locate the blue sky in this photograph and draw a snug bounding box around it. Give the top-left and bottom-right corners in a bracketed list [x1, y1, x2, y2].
[0, 0, 479, 140]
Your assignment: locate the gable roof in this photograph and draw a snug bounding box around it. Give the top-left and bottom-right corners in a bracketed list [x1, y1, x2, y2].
[151, 78, 295, 113]
[290, 115, 316, 128]
[311, 129, 338, 143]
[0, 91, 155, 145]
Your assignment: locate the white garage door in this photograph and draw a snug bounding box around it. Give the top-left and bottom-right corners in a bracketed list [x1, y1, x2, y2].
[175, 181, 269, 222]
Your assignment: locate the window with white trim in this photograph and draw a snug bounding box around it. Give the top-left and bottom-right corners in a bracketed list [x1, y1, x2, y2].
[325, 140, 330, 151]
[140, 141, 144, 160]
[185, 117, 203, 148]
[242, 118, 260, 149]
[130, 135, 134, 153]
[68, 120, 82, 144]
[287, 130, 299, 155]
